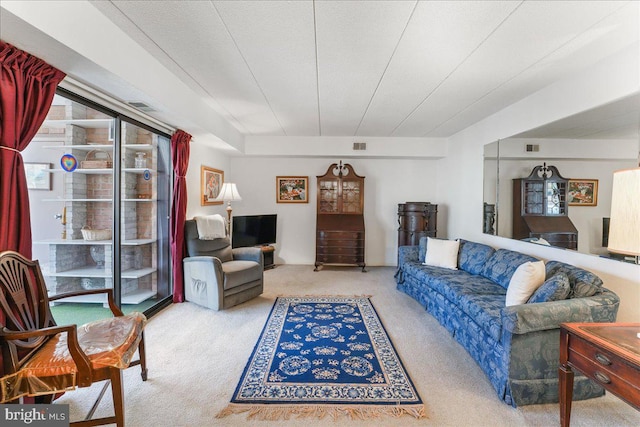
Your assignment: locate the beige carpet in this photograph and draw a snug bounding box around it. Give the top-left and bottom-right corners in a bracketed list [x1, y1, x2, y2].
[56, 265, 640, 426]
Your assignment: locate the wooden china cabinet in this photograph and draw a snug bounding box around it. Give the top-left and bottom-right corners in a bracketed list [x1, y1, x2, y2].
[512, 163, 578, 250]
[315, 162, 366, 272]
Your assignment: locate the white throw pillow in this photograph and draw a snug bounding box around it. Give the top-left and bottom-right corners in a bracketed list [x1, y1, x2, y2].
[423, 237, 459, 270]
[505, 261, 546, 306]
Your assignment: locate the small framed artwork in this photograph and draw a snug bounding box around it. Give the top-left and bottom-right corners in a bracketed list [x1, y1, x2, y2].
[568, 179, 598, 206]
[25, 163, 51, 190]
[276, 176, 309, 203]
[201, 165, 224, 206]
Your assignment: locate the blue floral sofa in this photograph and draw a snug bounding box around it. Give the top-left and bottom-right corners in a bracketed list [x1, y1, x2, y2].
[395, 238, 620, 407]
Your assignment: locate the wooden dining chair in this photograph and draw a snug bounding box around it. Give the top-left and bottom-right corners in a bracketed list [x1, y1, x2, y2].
[0, 250, 148, 427]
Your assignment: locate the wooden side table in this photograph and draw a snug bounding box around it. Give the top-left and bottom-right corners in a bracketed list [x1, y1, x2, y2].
[559, 322, 640, 427]
[261, 245, 275, 270]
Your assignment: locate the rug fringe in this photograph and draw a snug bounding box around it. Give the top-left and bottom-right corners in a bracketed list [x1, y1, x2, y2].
[216, 403, 427, 421]
[275, 294, 374, 298]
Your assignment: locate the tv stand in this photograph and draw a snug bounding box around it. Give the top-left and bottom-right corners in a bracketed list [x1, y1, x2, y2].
[260, 245, 275, 270]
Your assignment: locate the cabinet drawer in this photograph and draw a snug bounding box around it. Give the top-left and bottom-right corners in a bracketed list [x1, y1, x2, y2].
[316, 254, 363, 264]
[317, 239, 363, 248]
[569, 350, 639, 407]
[570, 335, 640, 384]
[316, 246, 364, 256]
[318, 231, 363, 240]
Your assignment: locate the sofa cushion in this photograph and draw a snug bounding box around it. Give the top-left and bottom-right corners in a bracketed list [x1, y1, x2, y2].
[505, 261, 546, 306]
[406, 263, 464, 298]
[480, 249, 540, 290]
[433, 272, 506, 307]
[458, 240, 496, 275]
[545, 261, 603, 298]
[222, 260, 262, 290]
[527, 273, 571, 304]
[418, 237, 428, 262]
[423, 237, 459, 270]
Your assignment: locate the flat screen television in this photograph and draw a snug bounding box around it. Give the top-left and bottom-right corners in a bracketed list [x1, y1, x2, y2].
[232, 214, 277, 248]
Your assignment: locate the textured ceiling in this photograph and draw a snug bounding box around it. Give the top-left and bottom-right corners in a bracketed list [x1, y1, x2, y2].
[513, 92, 640, 140]
[89, 0, 639, 139]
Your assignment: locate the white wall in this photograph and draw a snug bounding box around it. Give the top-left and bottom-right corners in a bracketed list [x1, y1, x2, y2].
[185, 140, 231, 219]
[228, 157, 440, 266]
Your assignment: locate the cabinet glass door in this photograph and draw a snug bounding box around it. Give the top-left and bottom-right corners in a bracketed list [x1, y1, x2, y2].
[523, 181, 544, 215]
[318, 179, 339, 213]
[545, 181, 567, 215]
[340, 180, 362, 213]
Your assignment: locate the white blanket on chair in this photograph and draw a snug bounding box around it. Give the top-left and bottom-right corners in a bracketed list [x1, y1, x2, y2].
[195, 214, 226, 239]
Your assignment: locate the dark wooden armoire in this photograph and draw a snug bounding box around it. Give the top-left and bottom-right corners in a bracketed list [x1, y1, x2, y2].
[315, 162, 366, 272]
[512, 164, 578, 250]
[397, 202, 438, 247]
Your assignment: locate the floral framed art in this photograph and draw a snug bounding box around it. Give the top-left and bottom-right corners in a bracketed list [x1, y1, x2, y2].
[276, 176, 308, 203]
[568, 179, 598, 206]
[201, 166, 224, 205]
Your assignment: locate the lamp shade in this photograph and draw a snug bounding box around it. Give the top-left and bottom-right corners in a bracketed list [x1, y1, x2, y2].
[607, 167, 640, 256]
[215, 183, 242, 202]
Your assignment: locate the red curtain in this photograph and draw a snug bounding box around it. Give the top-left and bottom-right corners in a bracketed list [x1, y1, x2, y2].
[170, 129, 191, 303]
[0, 41, 66, 258]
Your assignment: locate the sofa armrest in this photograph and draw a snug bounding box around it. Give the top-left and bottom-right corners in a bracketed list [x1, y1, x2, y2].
[232, 247, 263, 266]
[501, 289, 620, 335]
[396, 245, 420, 283]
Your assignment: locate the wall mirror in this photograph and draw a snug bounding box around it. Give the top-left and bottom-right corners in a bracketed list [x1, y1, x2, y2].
[483, 92, 640, 262]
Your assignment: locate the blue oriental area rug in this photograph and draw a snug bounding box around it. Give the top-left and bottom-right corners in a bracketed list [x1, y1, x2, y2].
[217, 296, 426, 421]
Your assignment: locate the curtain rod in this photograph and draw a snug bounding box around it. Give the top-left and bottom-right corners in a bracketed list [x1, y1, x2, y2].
[59, 76, 176, 135]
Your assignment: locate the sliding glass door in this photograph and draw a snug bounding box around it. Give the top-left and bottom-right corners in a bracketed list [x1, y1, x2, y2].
[118, 119, 172, 308]
[26, 90, 172, 322]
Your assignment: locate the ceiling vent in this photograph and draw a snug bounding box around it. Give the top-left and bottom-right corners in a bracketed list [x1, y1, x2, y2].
[526, 144, 539, 152]
[353, 142, 367, 151]
[127, 101, 156, 112]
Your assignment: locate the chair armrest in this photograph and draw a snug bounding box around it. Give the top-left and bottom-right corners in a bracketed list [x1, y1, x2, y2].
[232, 247, 263, 266]
[1, 324, 93, 387]
[1, 324, 75, 341]
[501, 289, 620, 335]
[183, 255, 224, 270]
[183, 256, 225, 310]
[49, 288, 123, 317]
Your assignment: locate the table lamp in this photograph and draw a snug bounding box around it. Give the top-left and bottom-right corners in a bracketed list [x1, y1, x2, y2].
[215, 183, 242, 236]
[607, 167, 640, 264]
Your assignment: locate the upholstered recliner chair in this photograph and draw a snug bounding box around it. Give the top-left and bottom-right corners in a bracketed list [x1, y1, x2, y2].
[183, 219, 264, 310]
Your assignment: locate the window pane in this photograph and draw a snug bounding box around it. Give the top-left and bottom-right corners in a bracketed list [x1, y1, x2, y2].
[120, 121, 172, 306]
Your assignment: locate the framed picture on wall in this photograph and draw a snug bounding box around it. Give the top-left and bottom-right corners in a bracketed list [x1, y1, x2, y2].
[201, 165, 224, 205]
[568, 179, 598, 206]
[25, 163, 52, 190]
[276, 176, 309, 203]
